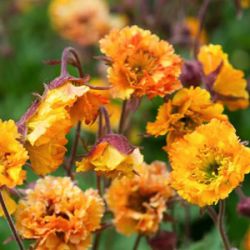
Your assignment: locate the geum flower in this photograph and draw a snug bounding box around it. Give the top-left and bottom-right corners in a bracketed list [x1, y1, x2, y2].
[168, 119, 250, 207]
[0, 119, 28, 188]
[76, 134, 143, 178]
[106, 161, 174, 235]
[99, 25, 182, 99]
[147, 87, 227, 145]
[49, 0, 123, 45]
[198, 44, 249, 110]
[0, 119, 28, 216]
[18, 77, 108, 175]
[15, 176, 104, 250]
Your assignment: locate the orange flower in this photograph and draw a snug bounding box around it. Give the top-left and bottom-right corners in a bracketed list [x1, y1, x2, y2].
[15, 176, 104, 250]
[198, 44, 249, 110]
[49, 0, 124, 45]
[20, 78, 107, 175]
[0, 120, 28, 188]
[100, 25, 182, 99]
[147, 87, 227, 145]
[106, 161, 174, 235]
[169, 119, 250, 207]
[76, 134, 143, 178]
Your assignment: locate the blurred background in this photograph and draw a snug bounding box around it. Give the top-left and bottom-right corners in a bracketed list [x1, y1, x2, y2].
[0, 0, 250, 249]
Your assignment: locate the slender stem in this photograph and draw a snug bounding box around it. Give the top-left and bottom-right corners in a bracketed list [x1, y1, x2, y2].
[133, 234, 142, 250]
[119, 99, 128, 134]
[0, 190, 25, 250]
[100, 107, 112, 134]
[66, 121, 82, 180]
[92, 231, 102, 250]
[193, 0, 211, 57]
[206, 206, 218, 225]
[98, 109, 103, 139]
[60, 47, 84, 77]
[235, 187, 247, 200]
[80, 136, 89, 153]
[183, 202, 190, 243]
[96, 175, 102, 196]
[218, 200, 231, 250]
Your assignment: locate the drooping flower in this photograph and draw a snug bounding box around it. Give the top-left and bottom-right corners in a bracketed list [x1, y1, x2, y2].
[19, 78, 107, 175]
[15, 176, 104, 250]
[198, 44, 249, 110]
[99, 25, 182, 99]
[147, 87, 227, 145]
[0, 120, 28, 188]
[168, 119, 250, 207]
[76, 134, 143, 178]
[106, 161, 174, 235]
[49, 0, 124, 45]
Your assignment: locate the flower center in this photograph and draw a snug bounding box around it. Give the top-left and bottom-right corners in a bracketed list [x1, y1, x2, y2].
[127, 191, 155, 213]
[126, 50, 158, 82]
[205, 161, 220, 180]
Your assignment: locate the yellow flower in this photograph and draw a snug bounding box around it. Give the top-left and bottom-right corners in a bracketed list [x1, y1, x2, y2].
[198, 44, 249, 110]
[76, 134, 143, 178]
[147, 87, 227, 145]
[15, 176, 104, 250]
[168, 119, 250, 207]
[21, 80, 107, 175]
[0, 190, 17, 216]
[49, 0, 117, 45]
[0, 120, 28, 188]
[106, 161, 174, 235]
[185, 17, 207, 45]
[100, 25, 182, 99]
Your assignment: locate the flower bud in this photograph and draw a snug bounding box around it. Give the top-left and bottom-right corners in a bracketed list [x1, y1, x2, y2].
[237, 198, 250, 217]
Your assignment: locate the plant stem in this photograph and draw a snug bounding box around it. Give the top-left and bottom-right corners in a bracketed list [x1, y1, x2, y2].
[133, 234, 142, 250]
[119, 99, 128, 134]
[66, 121, 81, 180]
[96, 175, 102, 196]
[92, 231, 102, 250]
[183, 202, 190, 243]
[218, 200, 231, 250]
[98, 109, 103, 139]
[0, 190, 25, 250]
[206, 206, 218, 225]
[100, 107, 112, 134]
[193, 0, 211, 57]
[235, 187, 246, 200]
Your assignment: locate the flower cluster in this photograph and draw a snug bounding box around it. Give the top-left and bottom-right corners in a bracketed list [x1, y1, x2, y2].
[0, 19, 249, 250]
